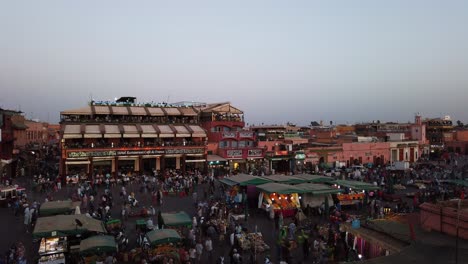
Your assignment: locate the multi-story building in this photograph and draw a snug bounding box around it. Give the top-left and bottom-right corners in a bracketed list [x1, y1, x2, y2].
[196, 102, 265, 175]
[424, 116, 453, 150]
[1, 108, 23, 177]
[59, 97, 208, 179]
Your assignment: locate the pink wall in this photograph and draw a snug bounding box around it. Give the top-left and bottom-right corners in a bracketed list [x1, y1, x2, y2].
[420, 202, 468, 240]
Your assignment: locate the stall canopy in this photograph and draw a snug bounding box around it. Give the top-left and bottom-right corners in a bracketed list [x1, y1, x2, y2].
[260, 174, 306, 185]
[146, 229, 182, 246]
[293, 174, 336, 184]
[33, 214, 106, 238]
[256, 182, 302, 194]
[333, 180, 380, 191]
[79, 235, 117, 256]
[39, 200, 81, 216]
[443, 179, 468, 187]
[220, 174, 271, 186]
[294, 183, 342, 196]
[161, 212, 192, 227]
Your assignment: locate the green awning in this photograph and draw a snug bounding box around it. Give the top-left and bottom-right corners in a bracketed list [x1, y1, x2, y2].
[333, 180, 380, 191]
[80, 235, 117, 256]
[33, 214, 106, 239]
[257, 182, 302, 194]
[443, 179, 468, 187]
[293, 174, 336, 183]
[218, 178, 237, 186]
[260, 175, 306, 184]
[294, 183, 342, 195]
[39, 200, 80, 216]
[162, 212, 192, 227]
[222, 174, 271, 186]
[146, 229, 182, 246]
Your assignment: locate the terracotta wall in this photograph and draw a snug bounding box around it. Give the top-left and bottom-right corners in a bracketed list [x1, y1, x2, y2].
[420, 202, 468, 240]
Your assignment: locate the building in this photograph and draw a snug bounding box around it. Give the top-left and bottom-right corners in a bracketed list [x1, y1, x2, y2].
[0, 108, 23, 177]
[197, 102, 265, 175]
[424, 116, 453, 151]
[445, 130, 468, 155]
[59, 97, 208, 179]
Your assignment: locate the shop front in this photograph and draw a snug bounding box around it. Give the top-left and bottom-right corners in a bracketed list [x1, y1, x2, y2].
[38, 237, 67, 264]
[257, 182, 302, 217]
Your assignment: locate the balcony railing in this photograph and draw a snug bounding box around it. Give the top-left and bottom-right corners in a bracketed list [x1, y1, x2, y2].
[64, 141, 206, 149]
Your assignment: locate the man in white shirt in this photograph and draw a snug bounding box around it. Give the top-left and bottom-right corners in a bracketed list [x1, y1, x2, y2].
[204, 237, 213, 261]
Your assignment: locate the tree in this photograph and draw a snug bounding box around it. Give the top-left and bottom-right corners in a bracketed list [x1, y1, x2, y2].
[456, 120, 464, 127]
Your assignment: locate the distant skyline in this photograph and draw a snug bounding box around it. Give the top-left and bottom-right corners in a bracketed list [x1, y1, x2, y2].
[1, 1, 467, 125]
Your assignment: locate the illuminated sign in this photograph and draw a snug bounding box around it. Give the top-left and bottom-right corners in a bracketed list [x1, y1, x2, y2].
[248, 149, 263, 157]
[67, 148, 205, 158]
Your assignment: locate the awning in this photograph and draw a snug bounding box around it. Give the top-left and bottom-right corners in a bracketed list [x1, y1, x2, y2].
[104, 125, 121, 138]
[80, 235, 118, 256]
[189, 125, 207, 137]
[293, 174, 335, 183]
[111, 106, 129, 115]
[147, 107, 165, 116]
[161, 211, 192, 227]
[63, 125, 82, 139]
[157, 125, 174, 138]
[260, 175, 306, 184]
[123, 125, 139, 138]
[185, 159, 206, 163]
[94, 105, 111, 115]
[173, 125, 191, 138]
[140, 125, 158, 138]
[84, 125, 102, 138]
[164, 107, 181, 116]
[146, 229, 182, 246]
[222, 174, 271, 186]
[257, 182, 302, 194]
[206, 155, 227, 161]
[294, 183, 342, 195]
[129, 106, 147, 116]
[178, 107, 197, 116]
[33, 214, 106, 238]
[333, 180, 380, 191]
[61, 106, 93, 115]
[65, 160, 90, 165]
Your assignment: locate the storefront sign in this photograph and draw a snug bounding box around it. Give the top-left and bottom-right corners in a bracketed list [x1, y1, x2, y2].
[239, 131, 253, 138]
[67, 148, 205, 158]
[248, 149, 263, 157]
[222, 132, 236, 138]
[226, 149, 243, 158]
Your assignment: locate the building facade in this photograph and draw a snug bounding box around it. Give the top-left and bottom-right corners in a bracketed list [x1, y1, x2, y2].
[197, 103, 265, 175]
[59, 98, 208, 179]
[0, 109, 23, 177]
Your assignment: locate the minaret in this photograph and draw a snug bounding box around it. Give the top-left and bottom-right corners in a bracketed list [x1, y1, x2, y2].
[415, 113, 422, 125]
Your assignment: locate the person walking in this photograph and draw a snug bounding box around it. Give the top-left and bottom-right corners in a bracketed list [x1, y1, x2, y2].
[195, 240, 203, 263]
[24, 207, 31, 233]
[205, 237, 213, 262]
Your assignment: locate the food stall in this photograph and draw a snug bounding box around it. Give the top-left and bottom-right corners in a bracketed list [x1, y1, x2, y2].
[40, 200, 81, 216]
[332, 180, 380, 206]
[80, 235, 117, 264]
[219, 174, 271, 203]
[146, 229, 182, 246]
[236, 232, 270, 253]
[33, 215, 107, 264]
[0, 185, 17, 207]
[257, 182, 302, 217]
[294, 183, 342, 208]
[161, 211, 192, 228]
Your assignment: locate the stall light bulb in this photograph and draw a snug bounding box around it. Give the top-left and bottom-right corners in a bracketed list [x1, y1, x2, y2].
[358, 254, 362, 259]
[271, 198, 275, 201]
[338, 186, 340, 189]
[362, 190, 365, 193]
[279, 197, 282, 200]
[299, 196, 302, 199]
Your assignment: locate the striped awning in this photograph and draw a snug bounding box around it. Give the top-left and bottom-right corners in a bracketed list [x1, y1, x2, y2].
[129, 106, 147, 116]
[94, 105, 111, 115]
[122, 125, 139, 138]
[173, 125, 190, 138]
[104, 125, 121, 138]
[63, 125, 82, 139]
[147, 107, 165, 116]
[188, 125, 207, 138]
[164, 108, 181, 116]
[84, 125, 102, 138]
[140, 125, 158, 138]
[157, 125, 174, 138]
[112, 106, 129, 115]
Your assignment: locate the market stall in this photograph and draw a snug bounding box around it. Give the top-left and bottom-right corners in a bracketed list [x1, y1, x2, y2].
[161, 211, 192, 228]
[80, 235, 117, 264]
[257, 182, 302, 217]
[38, 237, 67, 264]
[292, 174, 336, 184]
[146, 229, 182, 246]
[34, 214, 107, 264]
[332, 180, 380, 206]
[39, 200, 81, 216]
[260, 174, 307, 185]
[0, 185, 17, 207]
[294, 183, 342, 208]
[236, 232, 270, 253]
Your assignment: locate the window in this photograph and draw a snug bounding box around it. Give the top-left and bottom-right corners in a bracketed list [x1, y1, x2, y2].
[231, 141, 238, 148]
[219, 141, 228, 148]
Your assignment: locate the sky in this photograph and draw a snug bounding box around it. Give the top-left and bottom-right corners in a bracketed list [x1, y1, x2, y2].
[1, 1, 468, 126]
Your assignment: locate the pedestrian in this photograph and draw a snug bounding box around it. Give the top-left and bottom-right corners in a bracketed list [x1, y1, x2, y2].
[205, 237, 213, 261]
[24, 207, 31, 233]
[195, 240, 203, 262]
[189, 247, 197, 264]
